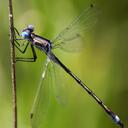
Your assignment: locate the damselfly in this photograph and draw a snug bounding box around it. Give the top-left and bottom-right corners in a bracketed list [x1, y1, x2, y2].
[14, 4, 124, 128]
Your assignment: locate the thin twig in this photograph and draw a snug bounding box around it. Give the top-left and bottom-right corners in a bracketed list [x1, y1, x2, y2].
[8, 0, 17, 128]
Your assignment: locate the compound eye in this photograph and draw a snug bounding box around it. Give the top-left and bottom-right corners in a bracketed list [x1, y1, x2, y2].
[21, 31, 29, 39]
[27, 24, 34, 32]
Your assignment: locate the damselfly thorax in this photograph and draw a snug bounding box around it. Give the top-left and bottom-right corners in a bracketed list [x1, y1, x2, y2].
[31, 33, 51, 54]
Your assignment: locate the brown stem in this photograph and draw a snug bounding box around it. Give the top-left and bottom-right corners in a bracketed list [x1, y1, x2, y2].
[8, 0, 17, 128]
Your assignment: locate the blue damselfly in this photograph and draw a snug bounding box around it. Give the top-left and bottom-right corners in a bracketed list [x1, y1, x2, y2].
[14, 4, 124, 128]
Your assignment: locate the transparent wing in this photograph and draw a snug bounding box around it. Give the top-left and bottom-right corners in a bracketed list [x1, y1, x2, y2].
[30, 58, 69, 128]
[30, 58, 52, 128]
[51, 4, 97, 52]
[50, 60, 69, 105]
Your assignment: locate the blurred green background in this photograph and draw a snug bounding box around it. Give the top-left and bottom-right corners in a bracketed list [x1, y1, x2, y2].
[1, 0, 128, 128]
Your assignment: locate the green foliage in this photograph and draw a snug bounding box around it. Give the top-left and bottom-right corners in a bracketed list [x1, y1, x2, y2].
[0, 0, 128, 128]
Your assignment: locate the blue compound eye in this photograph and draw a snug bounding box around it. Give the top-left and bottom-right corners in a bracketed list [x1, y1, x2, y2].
[21, 31, 29, 39]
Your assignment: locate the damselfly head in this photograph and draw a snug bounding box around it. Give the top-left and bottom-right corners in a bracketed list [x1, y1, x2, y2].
[21, 30, 30, 39]
[21, 25, 34, 39]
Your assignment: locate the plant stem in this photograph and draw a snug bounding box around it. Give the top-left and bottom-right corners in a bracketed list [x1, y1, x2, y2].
[8, 0, 17, 128]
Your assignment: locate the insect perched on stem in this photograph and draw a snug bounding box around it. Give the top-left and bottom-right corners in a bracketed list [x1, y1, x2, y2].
[14, 4, 124, 128]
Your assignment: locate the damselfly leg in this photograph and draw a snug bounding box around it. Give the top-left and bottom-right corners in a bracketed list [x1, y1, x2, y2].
[14, 27, 37, 62]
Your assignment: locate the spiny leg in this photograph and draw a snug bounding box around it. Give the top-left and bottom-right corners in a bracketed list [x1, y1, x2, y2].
[16, 44, 37, 62]
[13, 27, 37, 62]
[14, 40, 29, 54]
